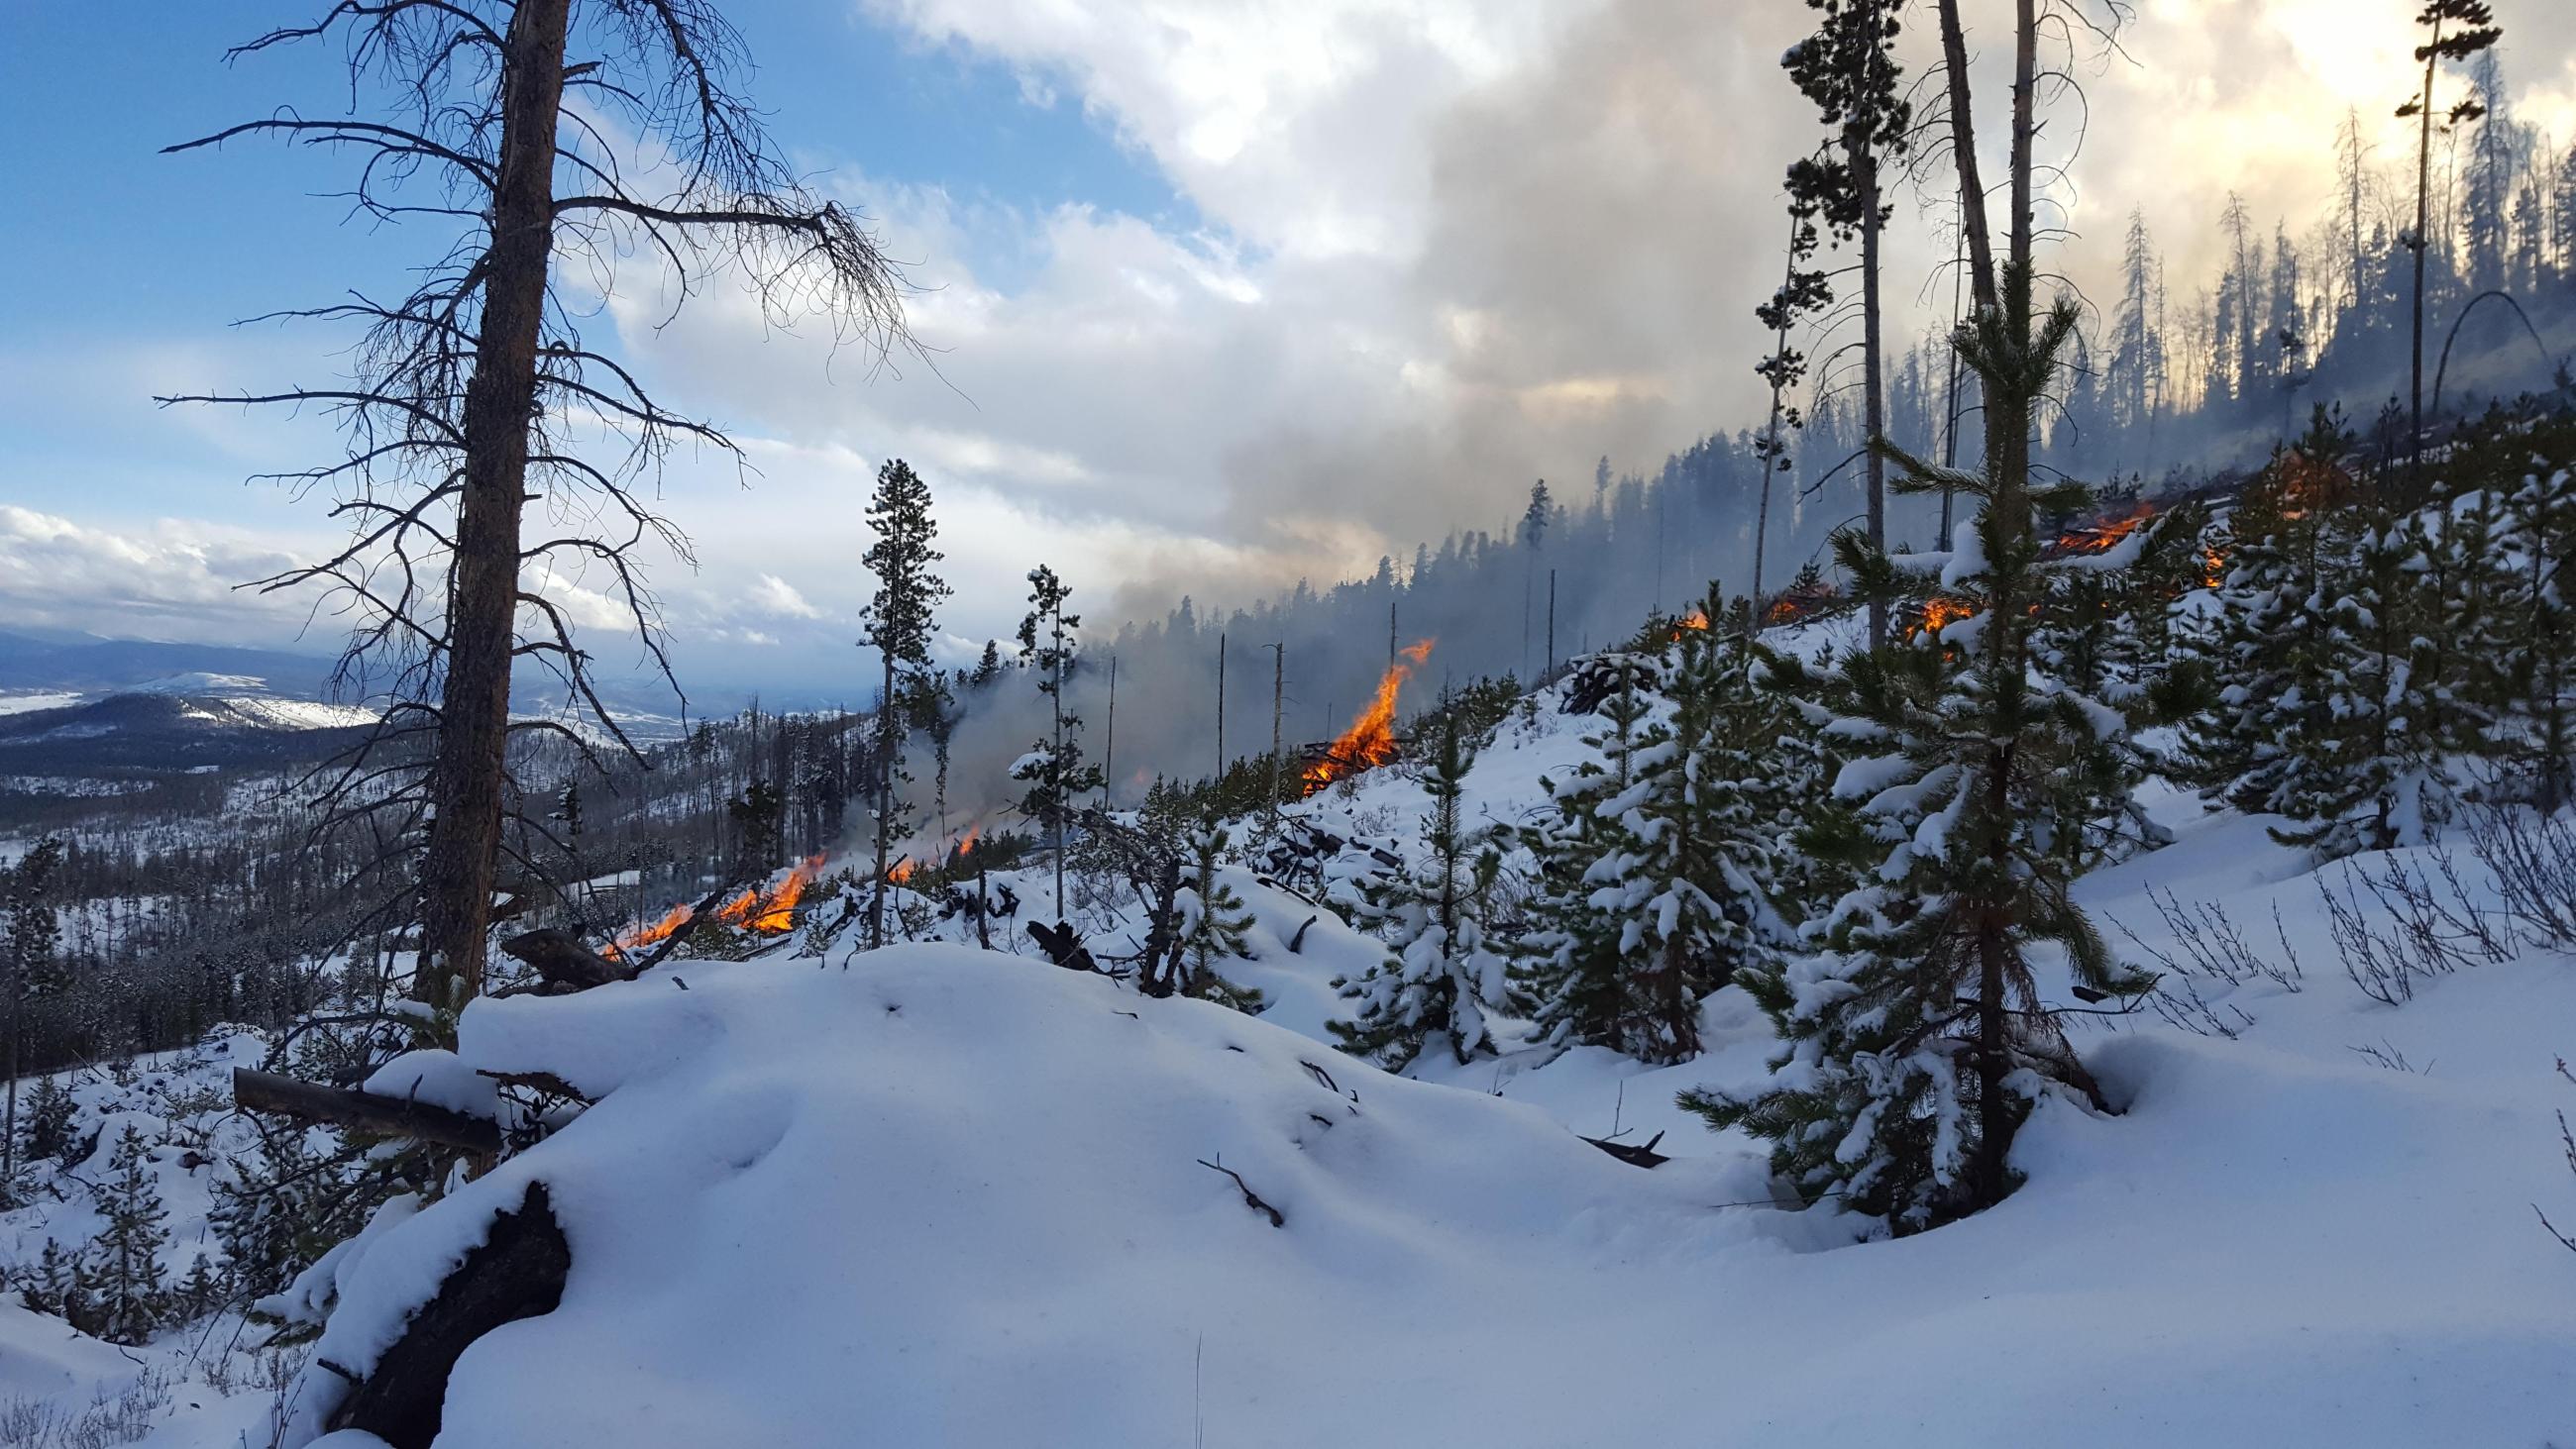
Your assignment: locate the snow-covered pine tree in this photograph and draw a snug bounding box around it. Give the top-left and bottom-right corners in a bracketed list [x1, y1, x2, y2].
[2272, 498, 2453, 856]
[1584, 606, 1798, 1063]
[1331, 715, 1507, 1069]
[20, 1075, 76, 1165]
[1175, 824, 1263, 1013]
[2182, 415, 2345, 822]
[84, 1124, 171, 1345]
[19, 1238, 89, 1329]
[1511, 658, 1650, 1053]
[2499, 462, 2576, 808]
[2426, 478, 2514, 753]
[1683, 276, 2155, 1233]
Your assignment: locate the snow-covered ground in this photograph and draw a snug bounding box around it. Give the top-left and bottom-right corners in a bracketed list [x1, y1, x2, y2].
[8, 646, 2575, 1446]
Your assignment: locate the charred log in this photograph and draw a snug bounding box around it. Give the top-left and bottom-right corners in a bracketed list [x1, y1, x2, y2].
[328, 1181, 572, 1449]
[498, 927, 628, 993]
[1578, 1130, 1669, 1169]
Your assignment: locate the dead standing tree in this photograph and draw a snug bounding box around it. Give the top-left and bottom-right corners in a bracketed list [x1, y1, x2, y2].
[161, 0, 912, 1013]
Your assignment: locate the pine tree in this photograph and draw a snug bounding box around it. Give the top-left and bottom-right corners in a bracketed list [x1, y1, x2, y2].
[19, 1238, 89, 1329]
[1330, 716, 1506, 1069]
[1684, 240, 2155, 1229]
[727, 779, 786, 872]
[2499, 461, 2576, 807]
[1512, 661, 1651, 1053]
[2183, 414, 2347, 824]
[1577, 613, 1799, 1063]
[3, 838, 66, 1191]
[1175, 824, 1263, 1013]
[1016, 565, 1105, 921]
[1784, 0, 1908, 648]
[2553, 145, 2576, 288]
[2399, 2, 2504, 491]
[20, 1075, 75, 1165]
[85, 1125, 170, 1345]
[860, 459, 950, 949]
[2269, 496, 2454, 857]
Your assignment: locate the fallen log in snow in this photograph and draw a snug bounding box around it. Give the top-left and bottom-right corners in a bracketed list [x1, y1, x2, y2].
[323, 1181, 571, 1449]
[231, 1068, 502, 1154]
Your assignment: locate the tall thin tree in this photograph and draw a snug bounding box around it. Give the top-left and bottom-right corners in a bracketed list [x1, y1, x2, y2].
[1785, 0, 1910, 648]
[862, 459, 949, 949]
[2398, 1, 2503, 490]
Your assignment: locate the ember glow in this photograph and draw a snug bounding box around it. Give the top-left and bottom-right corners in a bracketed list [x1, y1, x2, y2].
[2050, 500, 2154, 558]
[1303, 638, 1436, 793]
[1918, 595, 1977, 636]
[601, 854, 828, 960]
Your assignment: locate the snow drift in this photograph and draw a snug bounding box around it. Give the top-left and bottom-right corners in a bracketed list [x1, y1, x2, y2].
[273, 931, 2576, 1448]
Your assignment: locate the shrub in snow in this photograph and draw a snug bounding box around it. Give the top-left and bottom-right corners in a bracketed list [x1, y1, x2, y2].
[1331, 715, 1508, 1069]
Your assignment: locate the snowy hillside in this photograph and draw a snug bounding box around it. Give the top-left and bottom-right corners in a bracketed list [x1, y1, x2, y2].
[264, 887, 2576, 1447]
[6, 618, 2576, 1445]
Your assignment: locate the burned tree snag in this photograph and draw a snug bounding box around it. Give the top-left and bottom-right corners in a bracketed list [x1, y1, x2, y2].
[415, 0, 576, 1008]
[162, 0, 913, 1025]
[328, 1182, 572, 1449]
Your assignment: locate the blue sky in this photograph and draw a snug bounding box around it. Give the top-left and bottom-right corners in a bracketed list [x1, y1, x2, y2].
[3, 1, 2570, 702]
[0, 2, 1183, 520]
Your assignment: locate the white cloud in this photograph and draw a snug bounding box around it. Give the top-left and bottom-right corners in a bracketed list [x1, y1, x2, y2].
[748, 573, 824, 619]
[16, 0, 2575, 694]
[0, 506, 317, 643]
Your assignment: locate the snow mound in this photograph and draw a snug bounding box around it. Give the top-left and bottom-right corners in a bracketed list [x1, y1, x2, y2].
[282, 946, 1751, 1447]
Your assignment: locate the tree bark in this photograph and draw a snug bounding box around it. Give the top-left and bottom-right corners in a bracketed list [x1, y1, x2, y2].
[327, 1182, 569, 1449]
[232, 1069, 502, 1154]
[1861, 147, 1889, 650]
[415, 0, 573, 1008]
[1936, 0, 1999, 318]
[870, 649, 897, 949]
[2411, 24, 2441, 495]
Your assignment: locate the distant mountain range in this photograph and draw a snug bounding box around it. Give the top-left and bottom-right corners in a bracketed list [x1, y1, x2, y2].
[0, 691, 379, 774]
[0, 631, 721, 783]
[0, 631, 346, 699]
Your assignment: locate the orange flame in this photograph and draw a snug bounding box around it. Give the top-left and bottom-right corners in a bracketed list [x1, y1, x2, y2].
[2050, 500, 2154, 557]
[1764, 581, 1839, 627]
[601, 854, 826, 960]
[887, 858, 916, 885]
[1670, 608, 1710, 641]
[1303, 639, 1436, 793]
[1917, 595, 1977, 636]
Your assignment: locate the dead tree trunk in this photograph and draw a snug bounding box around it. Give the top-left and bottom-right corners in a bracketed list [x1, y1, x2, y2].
[326, 1182, 571, 1449]
[416, 0, 574, 1009]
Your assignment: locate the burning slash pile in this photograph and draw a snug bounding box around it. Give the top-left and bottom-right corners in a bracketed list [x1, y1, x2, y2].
[601, 854, 830, 962]
[1904, 495, 2230, 639]
[1301, 639, 1435, 794]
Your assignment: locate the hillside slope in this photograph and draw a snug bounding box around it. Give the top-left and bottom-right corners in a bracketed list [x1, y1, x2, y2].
[270, 924, 2575, 1446]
